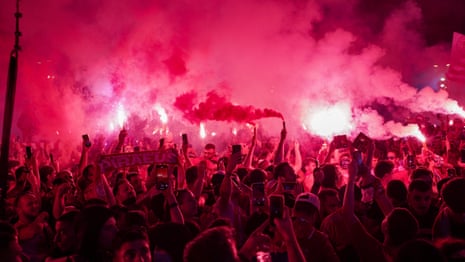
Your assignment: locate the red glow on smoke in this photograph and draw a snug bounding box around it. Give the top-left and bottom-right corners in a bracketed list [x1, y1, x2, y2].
[174, 91, 283, 124]
[0, 0, 464, 147]
[164, 52, 187, 77]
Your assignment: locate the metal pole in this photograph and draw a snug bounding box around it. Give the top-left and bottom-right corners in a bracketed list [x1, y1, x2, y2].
[0, 0, 21, 208]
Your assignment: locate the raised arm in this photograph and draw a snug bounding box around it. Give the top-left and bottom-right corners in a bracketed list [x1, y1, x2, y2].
[164, 175, 184, 224]
[243, 126, 257, 169]
[342, 157, 387, 262]
[319, 140, 336, 165]
[181, 134, 193, 168]
[24, 152, 40, 195]
[53, 183, 69, 219]
[95, 165, 116, 206]
[290, 140, 302, 173]
[176, 163, 186, 190]
[373, 177, 393, 216]
[273, 122, 287, 164]
[342, 157, 357, 216]
[78, 138, 90, 178]
[191, 161, 206, 200]
[217, 150, 241, 210]
[275, 207, 307, 262]
[50, 152, 60, 173]
[218, 168, 233, 207]
[113, 129, 128, 153]
[365, 139, 375, 171]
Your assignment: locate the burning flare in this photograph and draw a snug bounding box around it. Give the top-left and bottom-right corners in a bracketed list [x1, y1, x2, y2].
[303, 102, 354, 139]
[386, 122, 426, 143]
[199, 122, 206, 139]
[117, 103, 127, 129]
[154, 104, 168, 124]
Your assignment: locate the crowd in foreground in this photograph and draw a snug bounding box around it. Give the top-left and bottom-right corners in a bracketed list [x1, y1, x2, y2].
[2, 116, 465, 262]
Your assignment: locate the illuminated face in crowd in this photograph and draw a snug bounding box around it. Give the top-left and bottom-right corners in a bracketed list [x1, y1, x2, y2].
[408, 189, 432, 216]
[128, 174, 146, 195]
[203, 148, 216, 160]
[387, 152, 398, 167]
[305, 160, 317, 175]
[320, 195, 340, 217]
[116, 180, 137, 206]
[177, 190, 198, 219]
[371, 156, 379, 169]
[113, 239, 151, 262]
[339, 154, 351, 169]
[164, 137, 175, 149]
[292, 205, 317, 239]
[17, 193, 40, 220]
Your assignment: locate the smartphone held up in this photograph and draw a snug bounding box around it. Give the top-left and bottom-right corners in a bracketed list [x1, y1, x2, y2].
[269, 194, 284, 225]
[252, 183, 266, 207]
[155, 164, 170, 191]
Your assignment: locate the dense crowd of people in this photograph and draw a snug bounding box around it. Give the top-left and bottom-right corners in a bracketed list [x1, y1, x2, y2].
[2, 115, 465, 262]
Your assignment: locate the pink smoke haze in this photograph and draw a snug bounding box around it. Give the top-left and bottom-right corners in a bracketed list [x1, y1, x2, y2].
[0, 0, 464, 152]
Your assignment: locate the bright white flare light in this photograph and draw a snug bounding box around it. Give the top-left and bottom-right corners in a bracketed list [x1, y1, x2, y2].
[232, 128, 238, 136]
[116, 103, 127, 129]
[389, 123, 426, 143]
[444, 101, 465, 118]
[409, 127, 426, 143]
[154, 104, 168, 124]
[304, 102, 353, 139]
[200, 123, 206, 139]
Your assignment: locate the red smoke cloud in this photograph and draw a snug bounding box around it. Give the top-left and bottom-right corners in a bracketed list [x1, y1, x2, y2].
[0, 0, 464, 146]
[174, 91, 283, 124]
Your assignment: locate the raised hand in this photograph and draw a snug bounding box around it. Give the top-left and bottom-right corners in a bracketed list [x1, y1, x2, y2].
[280, 121, 287, 141]
[240, 221, 272, 259]
[348, 155, 359, 182]
[118, 129, 128, 144]
[273, 206, 295, 242]
[227, 150, 242, 174]
[56, 183, 71, 198]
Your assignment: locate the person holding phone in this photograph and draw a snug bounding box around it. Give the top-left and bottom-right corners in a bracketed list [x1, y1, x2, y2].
[210, 144, 244, 228]
[291, 192, 339, 262]
[15, 192, 53, 262]
[239, 197, 306, 262]
[387, 150, 404, 172]
[19, 146, 41, 195]
[4, 165, 40, 225]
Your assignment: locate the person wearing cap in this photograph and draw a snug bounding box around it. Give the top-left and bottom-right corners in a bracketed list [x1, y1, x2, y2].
[293, 192, 340, 262]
